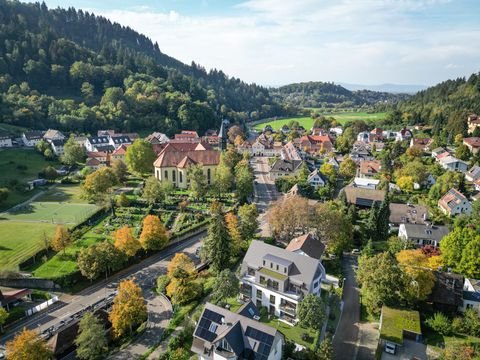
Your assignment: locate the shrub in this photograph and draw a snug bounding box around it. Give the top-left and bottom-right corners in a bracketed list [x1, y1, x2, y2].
[426, 312, 452, 335]
[156, 275, 170, 295]
[463, 308, 480, 336]
[452, 317, 465, 334]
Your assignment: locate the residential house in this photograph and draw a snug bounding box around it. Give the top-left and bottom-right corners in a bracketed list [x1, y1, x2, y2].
[438, 188, 472, 216]
[378, 306, 423, 357]
[460, 279, 480, 313]
[22, 131, 45, 147]
[329, 126, 343, 136]
[475, 179, 480, 192]
[438, 155, 468, 173]
[410, 138, 433, 152]
[0, 134, 13, 147]
[86, 151, 109, 168]
[352, 177, 380, 190]
[307, 169, 326, 188]
[395, 128, 412, 142]
[382, 130, 397, 140]
[280, 124, 290, 134]
[239, 240, 325, 322]
[398, 223, 449, 247]
[343, 186, 386, 208]
[111, 145, 128, 163]
[466, 165, 480, 182]
[431, 147, 448, 159]
[43, 129, 65, 142]
[173, 130, 200, 143]
[370, 127, 384, 141]
[191, 302, 284, 360]
[328, 157, 340, 171]
[73, 135, 87, 147]
[431, 272, 464, 313]
[467, 114, 480, 134]
[251, 135, 282, 157]
[85, 158, 105, 170]
[109, 135, 132, 148]
[389, 203, 428, 226]
[285, 233, 325, 260]
[358, 160, 381, 178]
[463, 137, 480, 154]
[50, 139, 66, 156]
[97, 129, 115, 136]
[311, 127, 328, 136]
[146, 132, 170, 145]
[263, 124, 273, 133]
[281, 141, 303, 161]
[356, 131, 370, 143]
[85, 136, 111, 152]
[349, 143, 374, 162]
[295, 135, 334, 154]
[269, 159, 303, 180]
[153, 143, 220, 188]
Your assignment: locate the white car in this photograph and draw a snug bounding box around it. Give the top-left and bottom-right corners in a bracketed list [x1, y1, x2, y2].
[351, 249, 360, 255]
[385, 342, 396, 355]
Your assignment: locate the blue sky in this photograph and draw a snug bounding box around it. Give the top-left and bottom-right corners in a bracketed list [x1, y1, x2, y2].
[39, 0, 480, 86]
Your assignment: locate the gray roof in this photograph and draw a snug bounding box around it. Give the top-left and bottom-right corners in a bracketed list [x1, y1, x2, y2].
[110, 135, 131, 144]
[401, 223, 450, 242]
[24, 130, 45, 140]
[192, 302, 281, 360]
[243, 240, 322, 289]
[88, 136, 109, 144]
[389, 203, 428, 225]
[270, 159, 303, 173]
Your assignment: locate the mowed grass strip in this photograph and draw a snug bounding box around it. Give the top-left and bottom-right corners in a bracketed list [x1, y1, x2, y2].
[37, 184, 88, 204]
[253, 112, 386, 131]
[0, 221, 56, 270]
[4, 202, 98, 224]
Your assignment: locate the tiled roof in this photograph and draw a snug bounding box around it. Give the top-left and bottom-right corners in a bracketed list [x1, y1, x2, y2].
[359, 160, 381, 175]
[463, 137, 480, 148]
[154, 148, 220, 168]
[286, 233, 325, 260]
[344, 186, 386, 207]
[438, 188, 468, 210]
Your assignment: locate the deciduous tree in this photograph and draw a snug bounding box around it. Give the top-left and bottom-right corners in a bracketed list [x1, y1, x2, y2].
[139, 215, 169, 251]
[111, 159, 128, 183]
[62, 135, 85, 165]
[188, 164, 207, 200]
[339, 157, 356, 179]
[82, 167, 118, 201]
[396, 249, 435, 303]
[6, 328, 52, 360]
[75, 312, 108, 360]
[297, 294, 326, 331]
[125, 139, 156, 175]
[225, 212, 242, 255]
[237, 203, 259, 240]
[166, 253, 199, 305]
[0, 307, 8, 332]
[234, 159, 254, 203]
[214, 156, 234, 195]
[113, 226, 140, 257]
[50, 225, 71, 255]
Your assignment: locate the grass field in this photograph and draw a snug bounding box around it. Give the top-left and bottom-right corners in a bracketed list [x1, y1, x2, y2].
[0, 185, 99, 271]
[0, 148, 60, 211]
[253, 112, 386, 131]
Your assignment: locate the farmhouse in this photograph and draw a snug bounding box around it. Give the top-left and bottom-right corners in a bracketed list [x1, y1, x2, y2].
[153, 143, 220, 188]
[239, 240, 325, 323]
[438, 188, 472, 216]
[191, 302, 284, 360]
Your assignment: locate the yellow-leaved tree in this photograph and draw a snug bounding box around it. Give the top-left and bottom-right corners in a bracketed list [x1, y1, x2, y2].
[50, 225, 71, 255]
[166, 253, 199, 305]
[6, 328, 52, 360]
[139, 215, 169, 251]
[109, 279, 147, 338]
[396, 249, 436, 303]
[225, 212, 242, 256]
[113, 226, 140, 257]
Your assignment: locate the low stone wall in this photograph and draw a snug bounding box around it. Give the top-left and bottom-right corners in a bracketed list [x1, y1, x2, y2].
[0, 277, 59, 290]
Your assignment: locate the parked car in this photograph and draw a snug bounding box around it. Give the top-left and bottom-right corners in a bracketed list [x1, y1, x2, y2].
[351, 249, 360, 255]
[385, 342, 396, 355]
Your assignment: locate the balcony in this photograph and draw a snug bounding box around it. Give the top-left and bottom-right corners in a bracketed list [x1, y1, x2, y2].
[240, 285, 252, 298]
[280, 302, 297, 316]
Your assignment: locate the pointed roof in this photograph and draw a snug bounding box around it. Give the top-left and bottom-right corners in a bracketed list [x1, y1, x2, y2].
[286, 233, 325, 260]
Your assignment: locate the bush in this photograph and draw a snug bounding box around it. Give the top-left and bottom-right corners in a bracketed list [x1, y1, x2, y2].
[463, 308, 480, 336]
[259, 306, 268, 320]
[426, 312, 452, 336]
[452, 317, 465, 334]
[5, 307, 25, 325]
[157, 275, 170, 295]
[31, 290, 51, 301]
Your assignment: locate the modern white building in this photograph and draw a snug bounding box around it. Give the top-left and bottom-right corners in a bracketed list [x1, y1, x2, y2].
[239, 240, 325, 324]
[191, 302, 284, 360]
[50, 139, 65, 156]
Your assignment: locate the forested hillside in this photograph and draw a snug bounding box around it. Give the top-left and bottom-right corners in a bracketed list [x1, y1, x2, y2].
[271, 81, 409, 108]
[380, 73, 480, 140]
[0, 0, 283, 134]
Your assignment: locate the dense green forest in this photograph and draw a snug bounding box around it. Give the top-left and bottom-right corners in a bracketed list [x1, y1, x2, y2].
[0, 0, 283, 135]
[377, 73, 480, 141]
[271, 81, 409, 109]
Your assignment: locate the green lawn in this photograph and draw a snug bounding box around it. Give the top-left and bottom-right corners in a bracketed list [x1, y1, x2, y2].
[0, 221, 57, 270]
[3, 202, 98, 224]
[380, 306, 421, 344]
[253, 112, 386, 131]
[262, 317, 318, 349]
[0, 148, 60, 211]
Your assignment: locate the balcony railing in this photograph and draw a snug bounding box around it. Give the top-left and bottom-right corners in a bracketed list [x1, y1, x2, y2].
[279, 303, 297, 315]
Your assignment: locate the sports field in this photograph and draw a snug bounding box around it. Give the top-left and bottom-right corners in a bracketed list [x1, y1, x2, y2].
[253, 112, 386, 131]
[0, 185, 99, 270]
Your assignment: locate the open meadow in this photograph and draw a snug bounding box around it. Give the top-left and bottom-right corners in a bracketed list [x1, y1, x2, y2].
[253, 111, 387, 131]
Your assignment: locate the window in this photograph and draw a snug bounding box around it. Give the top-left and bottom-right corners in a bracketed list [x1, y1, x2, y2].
[164, 170, 168, 180]
[247, 267, 255, 276]
[313, 281, 319, 288]
[179, 171, 183, 183]
[172, 171, 176, 182]
[263, 260, 266, 266]
[256, 289, 262, 298]
[259, 276, 266, 285]
[284, 267, 287, 273]
[208, 323, 218, 332]
[276, 264, 279, 271]
[156, 170, 159, 179]
[272, 281, 279, 290]
[270, 295, 275, 304]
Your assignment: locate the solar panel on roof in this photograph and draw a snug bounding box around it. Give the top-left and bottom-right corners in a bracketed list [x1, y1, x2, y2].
[203, 309, 223, 323]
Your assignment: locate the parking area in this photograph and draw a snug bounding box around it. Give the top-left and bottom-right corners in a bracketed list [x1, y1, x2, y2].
[381, 340, 427, 360]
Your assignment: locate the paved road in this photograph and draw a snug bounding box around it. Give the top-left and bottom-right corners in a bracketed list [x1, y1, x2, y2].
[333, 255, 360, 360]
[0, 233, 204, 350]
[252, 157, 280, 238]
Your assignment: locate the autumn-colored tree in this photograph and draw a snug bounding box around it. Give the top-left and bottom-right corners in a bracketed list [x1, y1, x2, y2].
[82, 167, 118, 201]
[111, 159, 128, 183]
[113, 226, 140, 257]
[267, 195, 312, 240]
[396, 249, 436, 303]
[320, 163, 336, 180]
[166, 253, 199, 305]
[339, 156, 357, 179]
[397, 176, 414, 193]
[50, 225, 71, 255]
[214, 155, 234, 195]
[139, 215, 169, 251]
[109, 279, 147, 338]
[225, 212, 243, 255]
[6, 328, 52, 360]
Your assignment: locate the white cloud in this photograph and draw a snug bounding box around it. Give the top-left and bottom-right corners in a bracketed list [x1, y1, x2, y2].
[89, 0, 480, 86]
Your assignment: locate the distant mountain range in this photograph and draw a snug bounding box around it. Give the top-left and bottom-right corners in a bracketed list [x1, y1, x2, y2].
[339, 82, 427, 94]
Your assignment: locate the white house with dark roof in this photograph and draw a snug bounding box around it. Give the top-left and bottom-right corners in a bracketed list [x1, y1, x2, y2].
[398, 223, 450, 247]
[22, 131, 45, 147]
[239, 240, 325, 324]
[438, 155, 468, 173]
[438, 188, 472, 216]
[50, 139, 66, 156]
[192, 302, 284, 360]
[269, 159, 303, 180]
[307, 169, 326, 188]
[0, 134, 12, 147]
[460, 278, 480, 313]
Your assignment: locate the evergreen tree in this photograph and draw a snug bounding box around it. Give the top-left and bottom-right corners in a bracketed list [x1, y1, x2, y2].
[75, 312, 108, 360]
[203, 202, 231, 272]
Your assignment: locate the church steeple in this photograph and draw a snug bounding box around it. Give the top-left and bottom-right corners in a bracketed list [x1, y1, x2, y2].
[219, 119, 227, 151]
